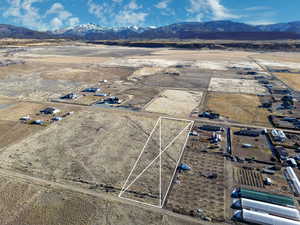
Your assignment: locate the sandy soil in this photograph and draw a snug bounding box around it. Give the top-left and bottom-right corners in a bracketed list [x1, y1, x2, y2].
[145, 90, 203, 117]
[274, 72, 300, 91]
[208, 78, 267, 95]
[206, 92, 270, 126]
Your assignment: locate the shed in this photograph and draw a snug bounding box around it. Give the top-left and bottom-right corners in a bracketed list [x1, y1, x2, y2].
[199, 125, 223, 132]
[40, 107, 60, 115]
[233, 209, 300, 225]
[235, 130, 260, 137]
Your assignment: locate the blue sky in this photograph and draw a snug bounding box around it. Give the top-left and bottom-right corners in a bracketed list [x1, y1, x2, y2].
[1, 0, 300, 31]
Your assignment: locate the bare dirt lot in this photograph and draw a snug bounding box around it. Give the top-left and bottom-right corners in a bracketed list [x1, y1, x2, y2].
[231, 128, 272, 162]
[0, 173, 200, 225]
[252, 52, 300, 69]
[205, 92, 271, 126]
[208, 78, 267, 95]
[0, 108, 161, 190]
[145, 90, 203, 117]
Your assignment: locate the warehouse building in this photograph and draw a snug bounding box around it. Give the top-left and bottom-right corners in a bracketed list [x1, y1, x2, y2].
[232, 198, 300, 221]
[231, 188, 295, 207]
[233, 209, 300, 225]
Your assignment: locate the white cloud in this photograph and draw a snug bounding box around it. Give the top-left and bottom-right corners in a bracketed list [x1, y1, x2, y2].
[87, 0, 147, 26]
[46, 3, 72, 20]
[155, 0, 171, 9]
[4, 0, 78, 30]
[116, 11, 148, 26]
[45, 2, 77, 30]
[128, 0, 139, 10]
[245, 6, 271, 11]
[187, 0, 240, 21]
[50, 17, 63, 30]
[68, 17, 80, 27]
[4, 0, 46, 30]
[87, 0, 103, 18]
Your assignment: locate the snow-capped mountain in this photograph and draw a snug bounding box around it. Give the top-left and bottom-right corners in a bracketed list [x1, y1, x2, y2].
[2, 21, 300, 40]
[51, 21, 300, 40]
[53, 23, 155, 38]
[53, 23, 109, 36]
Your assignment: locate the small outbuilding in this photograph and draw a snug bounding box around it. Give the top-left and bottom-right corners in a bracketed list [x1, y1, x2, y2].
[40, 107, 60, 115]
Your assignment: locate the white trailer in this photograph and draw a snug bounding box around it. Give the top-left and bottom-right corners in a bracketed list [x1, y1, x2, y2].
[233, 209, 300, 225]
[232, 198, 300, 221]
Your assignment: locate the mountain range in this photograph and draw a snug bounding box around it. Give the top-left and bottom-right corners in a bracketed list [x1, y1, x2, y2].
[1, 20, 300, 40]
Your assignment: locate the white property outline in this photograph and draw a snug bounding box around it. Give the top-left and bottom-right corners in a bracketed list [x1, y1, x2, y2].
[119, 116, 194, 208]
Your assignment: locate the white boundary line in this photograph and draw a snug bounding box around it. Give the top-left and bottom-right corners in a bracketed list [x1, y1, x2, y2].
[160, 116, 193, 123]
[159, 118, 162, 207]
[160, 121, 194, 207]
[119, 116, 194, 208]
[120, 122, 192, 196]
[119, 195, 162, 209]
[119, 118, 161, 197]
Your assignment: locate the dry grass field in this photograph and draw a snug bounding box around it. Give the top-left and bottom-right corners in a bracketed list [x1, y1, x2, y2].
[0, 174, 200, 225]
[274, 72, 300, 91]
[206, 92, 270, 126]
[0, 109, 158, 187]
[146, 90, 203, 117]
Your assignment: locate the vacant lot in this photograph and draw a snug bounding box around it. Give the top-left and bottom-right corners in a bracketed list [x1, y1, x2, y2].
[206, 92, 270, 126]
[274, 72, 300, 91]
[146, 90, 203, 117]
[208, 78, 267, 95]
[120, 118, 193, 206]
[0, 174, 199, 225]
[0, 109, 161, 189]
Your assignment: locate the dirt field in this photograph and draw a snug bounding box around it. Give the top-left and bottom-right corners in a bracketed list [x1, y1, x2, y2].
[0, 109, 163, 190]
[0, 173, 200, 225]
[206, 92, 270, 126]
[208, 78, 267, 95]
[274, 72, 300, 91]
[252, 52, 300, 69]
[231, 128, 272, 162]
[145, 90, 203, 117]
[166, 124, 227, 222]
[120, 118, 193, 206]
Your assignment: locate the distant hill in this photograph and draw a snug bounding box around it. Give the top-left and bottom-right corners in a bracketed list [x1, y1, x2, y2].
[257, 21, 300, 33]
[56, 20, 300, 40]
[1, 21, 300, 40]
[0, 24, 53, 39]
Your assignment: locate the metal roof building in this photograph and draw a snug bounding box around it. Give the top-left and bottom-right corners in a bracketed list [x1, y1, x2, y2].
[233, 209, 300, 225]
[231, 188, 295, 207]
[232, 198, 300, 221]
[285, 167, 300, 196]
